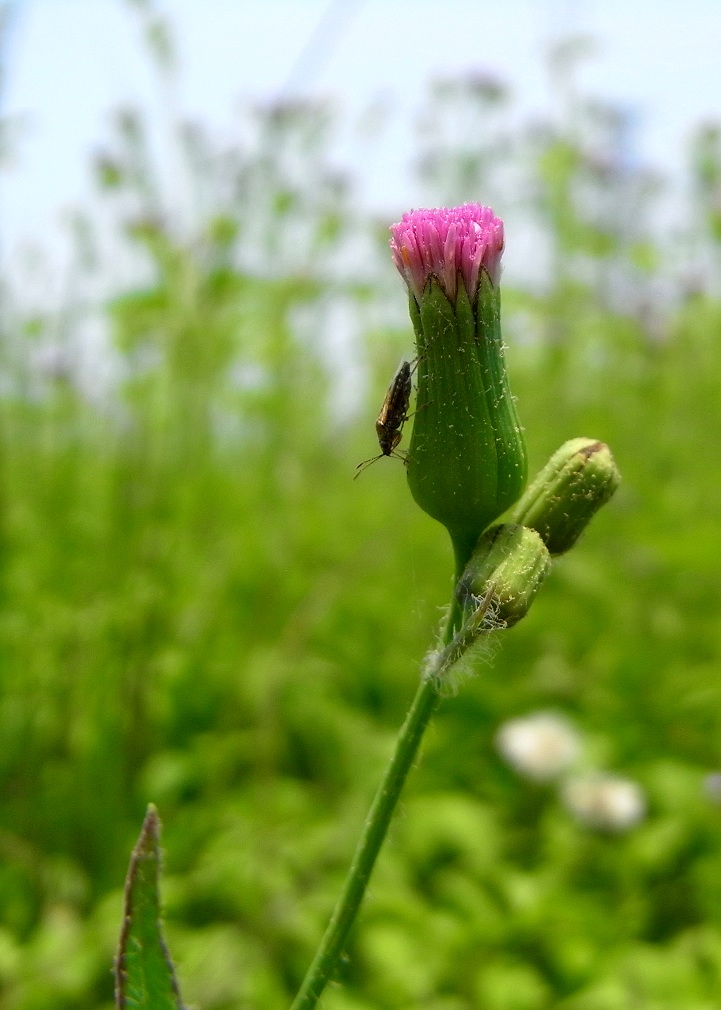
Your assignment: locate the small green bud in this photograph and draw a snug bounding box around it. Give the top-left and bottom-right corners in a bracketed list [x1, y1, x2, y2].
[511, 438, 620, 556]
[389, 206, 527, 573]
[457, 523, 552, 629]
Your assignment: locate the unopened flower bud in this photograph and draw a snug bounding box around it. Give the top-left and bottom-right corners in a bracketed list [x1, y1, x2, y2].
[389, 205, 527, 572]
[456, 523, 551, 628]
[511, 438, 620, 556]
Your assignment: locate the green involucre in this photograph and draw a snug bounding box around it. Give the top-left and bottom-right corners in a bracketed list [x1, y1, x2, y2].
[406, 275, 527, 572]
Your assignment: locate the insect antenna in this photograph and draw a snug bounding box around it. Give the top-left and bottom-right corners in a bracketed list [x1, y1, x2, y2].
[353, 454, 383, 480]
[353, 448, 408, 480]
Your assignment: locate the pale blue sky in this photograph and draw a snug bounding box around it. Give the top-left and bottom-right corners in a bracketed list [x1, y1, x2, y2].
[3, 0, 721, 268]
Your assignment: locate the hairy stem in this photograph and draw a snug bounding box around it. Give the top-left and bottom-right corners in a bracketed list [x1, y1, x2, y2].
[289, 595, 464, 1010]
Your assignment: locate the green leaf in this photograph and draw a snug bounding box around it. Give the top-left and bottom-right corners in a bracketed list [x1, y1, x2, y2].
[115, 805, 183, 1010]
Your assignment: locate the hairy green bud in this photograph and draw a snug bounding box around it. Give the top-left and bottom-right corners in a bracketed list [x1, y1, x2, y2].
[511, 438, 620, 556]
[457, 523, 552, 629]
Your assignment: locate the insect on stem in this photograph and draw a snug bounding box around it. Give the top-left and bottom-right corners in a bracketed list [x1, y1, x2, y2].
[354, 358, 417, 479]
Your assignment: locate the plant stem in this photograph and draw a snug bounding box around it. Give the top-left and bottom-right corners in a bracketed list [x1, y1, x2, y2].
[290, 597, 464, 1010]
[289, 677, 438, 1009]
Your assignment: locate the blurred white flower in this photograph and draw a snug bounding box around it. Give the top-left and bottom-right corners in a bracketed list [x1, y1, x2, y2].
[496, 711, 581, 782]
[562, 774, 646, 831]
[703, 772, 721, 804]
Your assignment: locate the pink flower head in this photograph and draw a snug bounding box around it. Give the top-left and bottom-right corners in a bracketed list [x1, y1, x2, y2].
[389, 203, 504, 305]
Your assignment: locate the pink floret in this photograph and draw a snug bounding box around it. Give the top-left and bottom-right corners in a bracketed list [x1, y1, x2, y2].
[389, 203, 504, 304]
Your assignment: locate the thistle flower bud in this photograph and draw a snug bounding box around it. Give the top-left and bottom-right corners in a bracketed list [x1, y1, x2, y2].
[456, 523, 551, 629]
[389, 205, 527, 572]
[511, 438, 620, 556]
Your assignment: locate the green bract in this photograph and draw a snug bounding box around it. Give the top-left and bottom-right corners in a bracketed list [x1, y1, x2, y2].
[406, 273, 527, 572]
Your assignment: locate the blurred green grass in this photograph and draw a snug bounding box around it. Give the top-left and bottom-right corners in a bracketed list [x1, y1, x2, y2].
[2, 45, 721, 1010]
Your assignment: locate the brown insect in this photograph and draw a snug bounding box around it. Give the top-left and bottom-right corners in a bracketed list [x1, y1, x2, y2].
[354, 359, 416, 478]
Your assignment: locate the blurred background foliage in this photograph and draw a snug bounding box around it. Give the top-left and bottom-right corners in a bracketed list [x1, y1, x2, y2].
[1, 7, 721, 1010]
